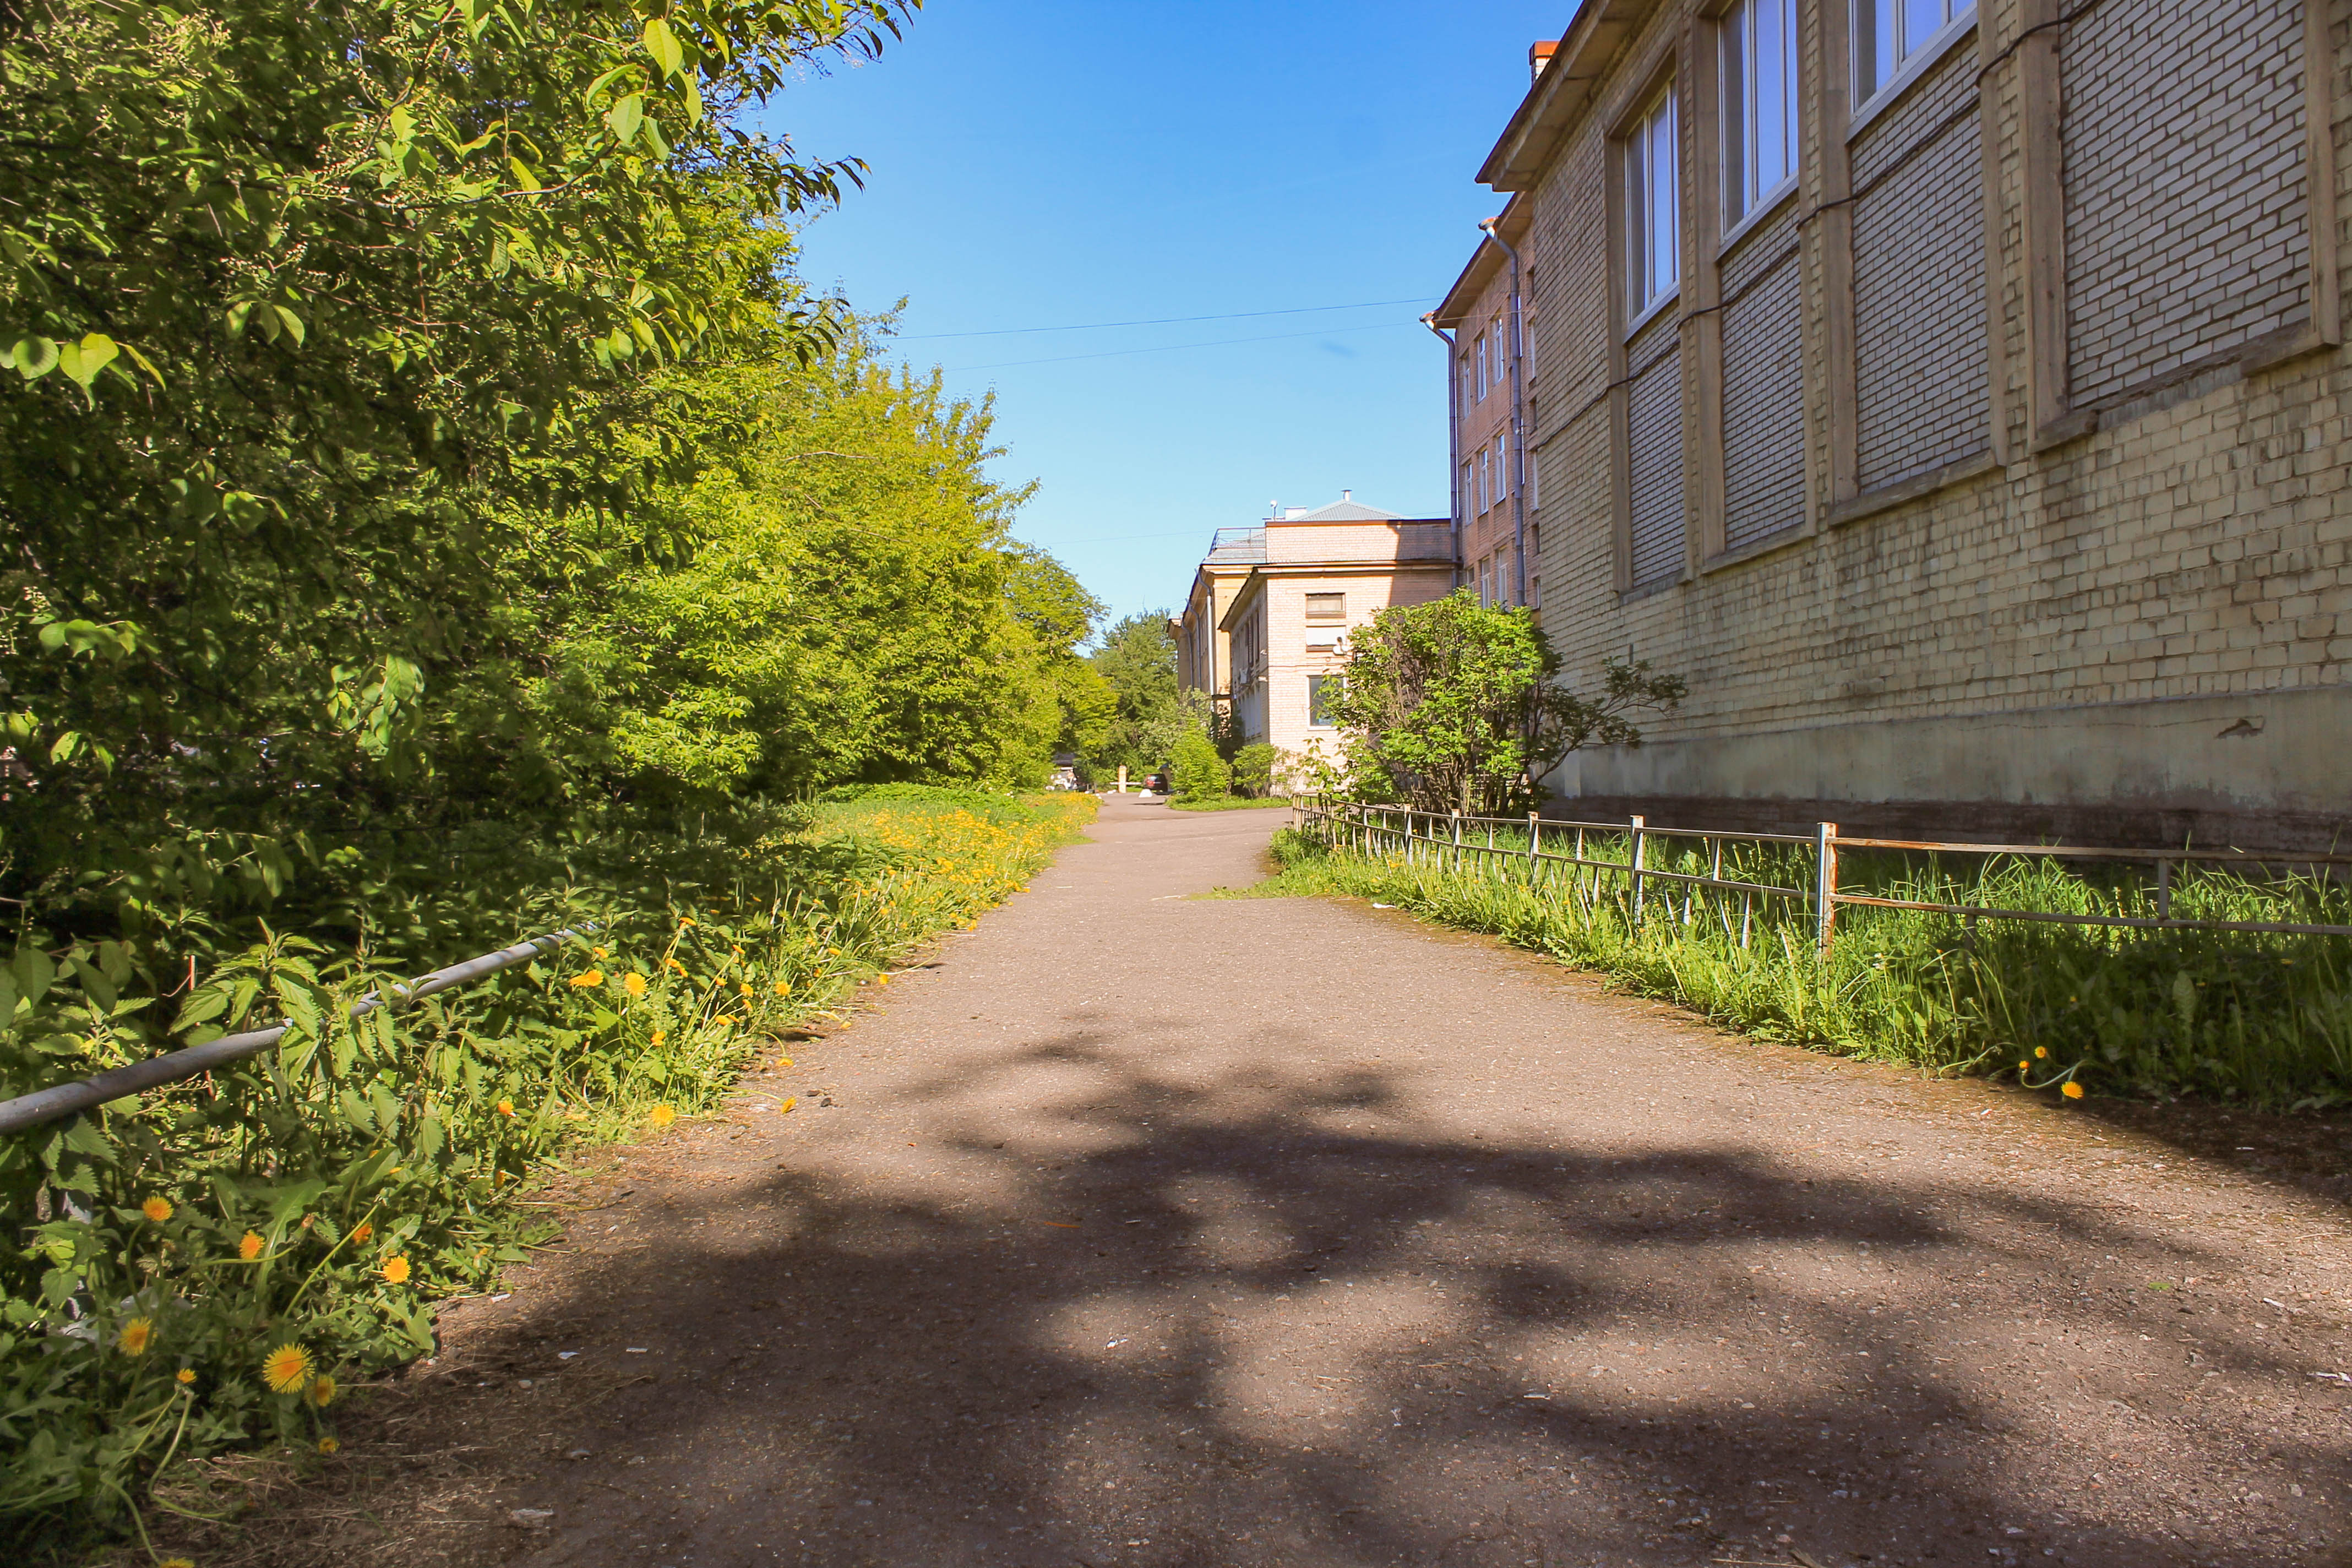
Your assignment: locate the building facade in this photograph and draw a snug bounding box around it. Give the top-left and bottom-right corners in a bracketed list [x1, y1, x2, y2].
[1175, 496, 1455, 767]
[1473, 0, 2352, 844]
[1433, 192, 1540, 611]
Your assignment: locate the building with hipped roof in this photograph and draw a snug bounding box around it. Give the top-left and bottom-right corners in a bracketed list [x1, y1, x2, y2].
[1174, 494, 1454, 771]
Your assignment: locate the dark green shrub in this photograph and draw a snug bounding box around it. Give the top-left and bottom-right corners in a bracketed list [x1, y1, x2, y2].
[1231, 742, 1277, 798]
[1169, 729, 1231, 802]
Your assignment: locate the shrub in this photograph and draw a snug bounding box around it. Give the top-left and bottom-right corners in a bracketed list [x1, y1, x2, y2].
[1169, 729, 1231, 802]
[1231, 742, 1277, 798]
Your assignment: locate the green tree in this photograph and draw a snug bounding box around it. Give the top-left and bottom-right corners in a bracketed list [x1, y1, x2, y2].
[1325, 591, 1684, 814]
[1087, 611, 1181, 777]
[1231, 741, 1277, 798]
[1169, 727, 1232, 803]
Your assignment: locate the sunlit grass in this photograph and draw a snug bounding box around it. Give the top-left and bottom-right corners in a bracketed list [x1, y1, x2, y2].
[1227, 823, 2352, 1110]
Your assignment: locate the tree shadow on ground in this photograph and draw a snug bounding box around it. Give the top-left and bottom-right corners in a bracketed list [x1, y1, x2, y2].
[394, 1035, 2339, 1568]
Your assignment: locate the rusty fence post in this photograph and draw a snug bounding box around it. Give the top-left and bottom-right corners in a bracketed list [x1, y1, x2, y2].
[1815, 821, 1840, 958]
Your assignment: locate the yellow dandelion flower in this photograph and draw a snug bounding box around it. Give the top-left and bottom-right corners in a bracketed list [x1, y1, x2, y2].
[2062, 1081, 2086, 1099]
[648, 1105, 677, 1129]
[667, 956, 686, 973]
[2034, 1046, 2049, 1059]
[118, 1317, 154, 1356]
[678, 917, 695, 929]
[778, 1097, 798, 1114]
[238, 1232, 265, 1261]
[776, 1055, 793, 1068]
[739, 982, 753, 998]
[592, 945, 609, 960]
[772, 981, 791, 997]
[379, 1255, 411, 1286]
[497, 1099, 515, 1117]
[350, 1221, 372, 1245]
[732, 945, 744, 960]
[570, 969, 605, 988]
[2017, 1059, 2030, 1072]
[176, 1367, 196, 1385]
[318, 1436, 340, 1454]
[624, 972, 647, 998]
[310, 1374, 337, 1407]
[141, 1195, 173, 1223]
[262, 1342, 313, 1395]
[651, 1028, 668, 1047]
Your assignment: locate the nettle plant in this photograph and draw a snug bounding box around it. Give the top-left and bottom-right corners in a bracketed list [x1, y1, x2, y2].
[1320, 591, 1686, 816]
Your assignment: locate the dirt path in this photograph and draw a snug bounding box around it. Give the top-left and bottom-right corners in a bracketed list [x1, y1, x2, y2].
[290, 797, 2350, 1568]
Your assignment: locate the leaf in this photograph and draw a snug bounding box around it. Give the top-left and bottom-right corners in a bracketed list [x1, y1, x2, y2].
[606, 92, 644, 144]
[55, 333, 118, 392]
[270, 305, 307, 347]
[8, 335, 57, 379]
[641, 16, 684, 78]
[11, 948, 55, 1009]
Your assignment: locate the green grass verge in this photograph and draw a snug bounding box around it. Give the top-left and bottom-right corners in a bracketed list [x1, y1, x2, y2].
[0, 793, 1093, 1553]
[1218, 825, 2352, 1112]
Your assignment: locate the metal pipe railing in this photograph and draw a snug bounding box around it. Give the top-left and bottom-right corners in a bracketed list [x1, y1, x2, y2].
[0, 926, 595, 1136]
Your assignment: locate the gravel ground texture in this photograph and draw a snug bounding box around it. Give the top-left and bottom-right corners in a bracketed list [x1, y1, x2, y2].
[183, 796, 2352, 1568]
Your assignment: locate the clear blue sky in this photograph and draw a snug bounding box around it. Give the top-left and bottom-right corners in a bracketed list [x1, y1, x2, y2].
[760, 0, 1560, 633]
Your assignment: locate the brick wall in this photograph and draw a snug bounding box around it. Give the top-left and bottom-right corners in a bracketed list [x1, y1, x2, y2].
[1852, 43, 1989, 490]
[1626, 304, 1686, 585]
[1497, 0, 2351, 835]
[1721, 200, 1807, 551]
[2063, 0, 2310, 408]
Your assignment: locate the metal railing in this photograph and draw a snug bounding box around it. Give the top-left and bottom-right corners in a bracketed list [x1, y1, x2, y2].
[1291, 797, 2352, 954]
[0, 925, 595, 1136]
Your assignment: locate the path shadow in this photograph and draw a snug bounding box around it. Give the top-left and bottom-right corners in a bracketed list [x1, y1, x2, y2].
[455, 1037, 2339, 1568]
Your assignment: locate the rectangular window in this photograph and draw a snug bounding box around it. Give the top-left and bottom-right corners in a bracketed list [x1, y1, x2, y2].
[1307, 676, 1340, 727]
[1722, 0, 1798, 226]
[1475, 333, 1489, 400]
[1496, 429, 1510, 508]
[1625, 85, 1681, 322]
[1855, 0, 1970, 105]
[1458, 459, 1473, 518]
[1480, 446, 1494, 513]
[1303, 591, 1345, 623]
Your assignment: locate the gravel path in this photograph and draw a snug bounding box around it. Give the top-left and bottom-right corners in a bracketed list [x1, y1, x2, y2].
[389, 797, 2349, 1568]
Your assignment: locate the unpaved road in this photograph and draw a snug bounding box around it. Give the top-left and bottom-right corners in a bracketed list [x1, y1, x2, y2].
[300, 798, 2351, 1568]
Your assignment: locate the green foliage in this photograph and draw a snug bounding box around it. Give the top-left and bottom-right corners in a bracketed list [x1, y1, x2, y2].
[1087, 611, 1185, 777]
[0, 793, 1092, 1549]
[1248, 822, 2352, 1110]
[1169, 729, 1232, 803]
[1324, 591, 1684, 814]
[1231, 742, 1278, 799]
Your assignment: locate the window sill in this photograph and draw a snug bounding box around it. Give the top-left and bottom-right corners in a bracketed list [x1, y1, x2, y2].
[1848, 15, 1978, 141]
[2030, 320, 2335, 454]
[1624, 285, 1681, 343]
[1827, 449, 1997, 529]
[1616, 572, 1683, 605]
[1700, 521, 1809, 575]
[1717, 177, 1799, 260]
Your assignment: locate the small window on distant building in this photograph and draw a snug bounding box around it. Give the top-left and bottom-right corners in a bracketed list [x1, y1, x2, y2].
[1304, 592, 1346, 623]
[1475, 333, 1489, 401]
[1308, 675, 1341, 727]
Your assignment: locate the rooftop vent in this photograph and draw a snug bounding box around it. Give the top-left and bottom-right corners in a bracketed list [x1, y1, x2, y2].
[1530, 39, 1558, 81]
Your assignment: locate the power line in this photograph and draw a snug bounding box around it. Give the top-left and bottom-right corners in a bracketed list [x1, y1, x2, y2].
[946, 319, 1419, 374]
[896, 295, 1435, 340]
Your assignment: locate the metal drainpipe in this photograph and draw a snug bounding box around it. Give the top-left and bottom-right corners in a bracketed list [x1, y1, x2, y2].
[1422, 312, 1462, 589]
[1478, 217, 1529, 607]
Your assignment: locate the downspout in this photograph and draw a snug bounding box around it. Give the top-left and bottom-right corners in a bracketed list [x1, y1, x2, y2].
[1422, 312, 1462, 589]
[1478, 216, 1528, 607]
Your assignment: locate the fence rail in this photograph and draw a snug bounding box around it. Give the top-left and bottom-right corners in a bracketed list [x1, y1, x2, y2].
[1291, 797, 2352, 952]
[0, 925, 596, 1137]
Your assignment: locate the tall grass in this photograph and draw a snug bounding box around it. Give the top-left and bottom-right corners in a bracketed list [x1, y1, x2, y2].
[0, 791, 1093, 1552]
[1240, 820, 2352, 1112]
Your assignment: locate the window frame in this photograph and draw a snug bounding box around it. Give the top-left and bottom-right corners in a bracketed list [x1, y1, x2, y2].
[1306, 675, 1340, 728]
[1302, 591, 1346, 624]
[1720, 0, 1800, 240]
[1475, 333, 1489, 400]
[1623, 82, 1683, 332]
[1850, 0, 1974, 129]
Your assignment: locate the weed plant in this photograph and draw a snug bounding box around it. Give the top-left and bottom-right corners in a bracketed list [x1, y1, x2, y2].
[0, 792, 1092, 1550]
[1245, 821, 2352, 1112]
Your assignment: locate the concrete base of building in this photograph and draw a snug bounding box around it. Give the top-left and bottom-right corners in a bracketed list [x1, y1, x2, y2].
[1544, 685, 2351, 851]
